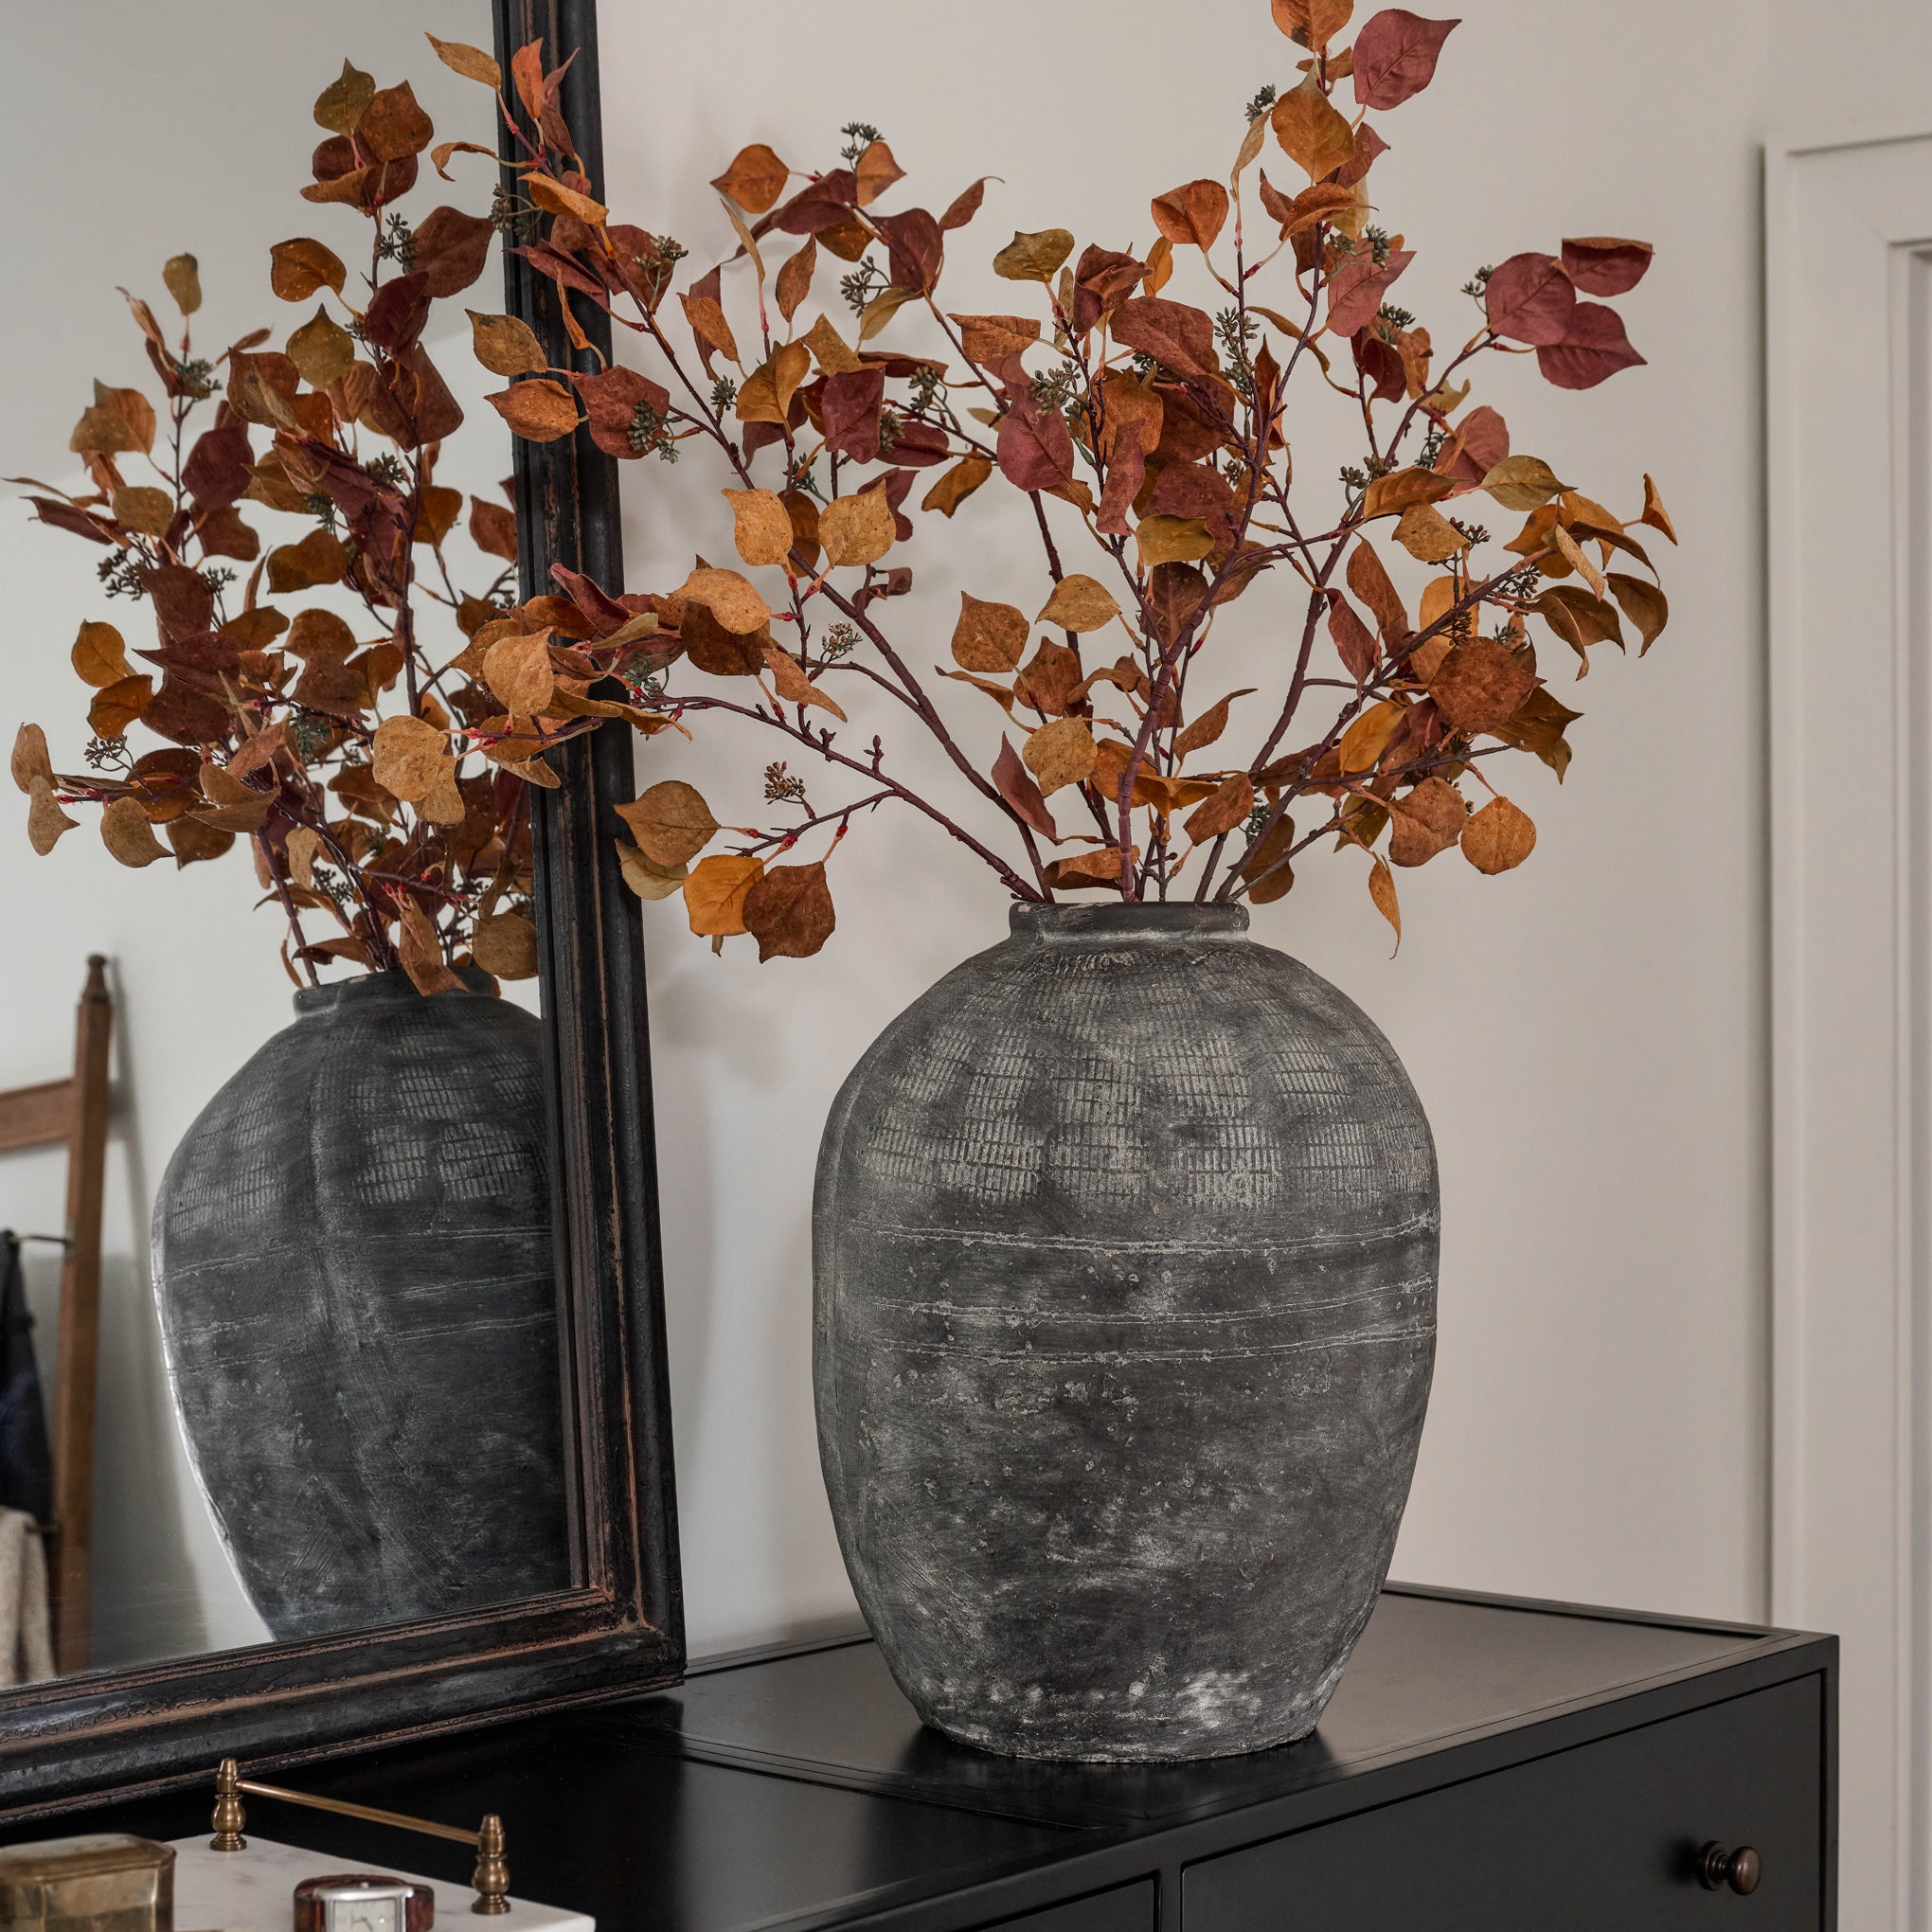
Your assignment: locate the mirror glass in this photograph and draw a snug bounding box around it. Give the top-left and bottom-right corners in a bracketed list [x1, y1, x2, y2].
[0, 1, 578, 1684]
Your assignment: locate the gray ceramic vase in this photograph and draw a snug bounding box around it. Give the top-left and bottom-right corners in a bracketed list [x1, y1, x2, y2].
[152, 970, 568, 1639]
[814, 903, 1439, 1762]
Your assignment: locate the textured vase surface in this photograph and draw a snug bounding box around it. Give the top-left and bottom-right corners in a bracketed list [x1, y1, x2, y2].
[152, 971, 568, 1639]
[814, 903, 1439, 1762]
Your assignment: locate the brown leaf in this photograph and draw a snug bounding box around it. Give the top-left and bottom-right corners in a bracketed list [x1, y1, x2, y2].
[266, 528, 348, 592]
[1641, 474, 1678, 545]
[735, 340, 812, 423]
[996, 394, 1077, 491]
[160, 253, 201, 315]
[398, 895, 465, 996]
[1367, 851, 1401, 949]
[1339, 696, 1408, 772]
[313, 59, 374, 134]
[1151, 179, 1230, 253]
[684, 852, 763, 936]
[951, 313, 1042, 364]
[1606, 572, 1669, 653]
[742, 861, 836, 960]
[993, 229, 1076, 281]
[356, 81, 434, 163]
[1347, 540, 1409, 641]
[485, 631, 557, 716]
[1561, 235, 1653, 296]
[426, 32, 501, 87]
[922, 456, 993, 517]
[763, 643, 848, 720]
[14, 724, 55, 794]
[468, 310, 547, 377]
[818, 488, 895, 567]
[1429, 639, 1535, 733]
[1014, 640, 1083, 717]
[1361, 466, 1455, 519]
[471, 911, 538, 979]
[802, 313, 862, 375]
[775, 237, 817, 322]
[852, 137, 905, 207]
[525, 173, 606, 224]
[26, 776, 75, 855]
[724, 488, 796, 567]
[287, 305, 354, 388]
[370, 714, 449, 802]
[1136, 515, 1215, 567]
[1271, 75, 1356, 181]
[100, 795, 167, 868]
[88, 675, 153, 737]
[1534, 585, 1624, 663]
[992, 737, 1059, 840]
[1173, 689, 1254, 759]
[488, 378, 580, 441]
[1184, 773, 1255, 842]
[1387, 775, 1466, 866]
[108, 485, 172, 537]
[470, 495, 518, 563]
[1393, 501, 1468, 563]
[1480, 454, 1567, 511]
[617, 779, 719, 867]
[1038, 574, 1119, 633]
[70, 620, 131, 688]
[617, 842, 689, 901]
[1461, 794, 1536, 873]
[953, 593, 1029, 672]
[270, 236, 347, 302]
[1352, 9, 1458, 107]
[711, 143, 790, 214]
[1045, 848, 1132, 892]
[71, 383, 154, 456]
[1328, 594, 1379, 683]
[1240, 813, 1297, 903]
[1022, 716, 1099, 795]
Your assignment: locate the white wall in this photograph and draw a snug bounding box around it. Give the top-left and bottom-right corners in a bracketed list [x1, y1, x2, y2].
[597, 0, 1780, 1655]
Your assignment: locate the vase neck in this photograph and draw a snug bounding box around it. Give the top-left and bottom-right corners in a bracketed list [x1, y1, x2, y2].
[293, 965, 493, 1017]
[1009, 903, 1249, 944]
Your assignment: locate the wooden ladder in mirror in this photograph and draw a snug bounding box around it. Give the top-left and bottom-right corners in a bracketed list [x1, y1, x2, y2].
[0, 957, 112, 1674]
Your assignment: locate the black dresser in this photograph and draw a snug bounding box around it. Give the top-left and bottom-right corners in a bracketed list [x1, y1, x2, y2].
[22, 1584, 1836, 1930]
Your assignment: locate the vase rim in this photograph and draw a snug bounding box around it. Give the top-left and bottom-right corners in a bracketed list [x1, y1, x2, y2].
[293, 964, 494, 1014]
[1009, 902, 1249, 940]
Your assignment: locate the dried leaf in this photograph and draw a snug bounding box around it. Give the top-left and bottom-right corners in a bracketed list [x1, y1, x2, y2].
[1184, 773, 1255, 842]
[681, 566, 772, 634]
[1536, 303, 1646, 390]
[1484, 252, 1576, 347]
[288, 305, 354, 389]
[721, 488, 796, 568]
[857, 284, 920, 343]
[26, 777, 75, 855]
[1480, 454, 1568, 512]
[1606, 572, 1669, 653]
[285, 824, 321, 890]
[425, 33, 501, 88]
[922, 456, 993, 517]
[1461, 794, 1536, 873]
[950, 313, 1042, 363]
[270, 236, 347, 302]
[992, 737, 1059, 840]
[953, 593, 1029, 672]
[1560, 235, 1653, 296]
[763, 642, 848, 719]
[711, 143, 790, 215]
[162, 254, 201, 315]
[1347, 541, 1409, 644]
[110, 485, 173, 537]
[1361, 466, 1455, 518]
[398, 895, 465, 995]
[1428, 639, 1536, 732]
[1038, 574, 1120, 633]
[473, 911, 538, 978]
[88, 675, 153, 737]
[487, 378, 579, 441]
[617, 779, 719, 867]
[266, 528, 348, 592]
[1271, 75, 1356, 181]
[1352, 9, 1459, 108]
[993, 229, 1075, 281]
[802, 313, 862, 375]
[484, 631, 557, 716]
[776, 238, 817, 322]
[1367, 851, 1401, 948]
[617, 842, 689, 901]
[71, 620, 132, 688]
[1328, 594, 1379, 683]
[525, 174, 607, 224]
[1338, 696, 1407, 772]
[356, 81, 434, 163]
[1151, 179, 1231, 253]
[100, 795, 167, 868]
[742, 861, 836, 960]
[1045, 848, 1132, 891]
[468, 310, 548, 377]
[818, 488, 896, 567]
[1393, 501, 1468, 563]
[853, 138, 905, 207]
[1136, 514, 1215, 567]
[1173, 689, 1254, 759]
[1022, 716, 1099, 795]
[684, 852, 763, 936]
[313, 60, 375, 135]
[736, 339, 812, 422]
[1241, 813, 1297, 902]
[370, 714, 449, 802]
[1387, 775, 1466, 866]
[1640, 474, 1678, 544]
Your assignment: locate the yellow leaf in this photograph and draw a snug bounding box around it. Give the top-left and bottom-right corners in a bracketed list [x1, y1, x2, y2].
[1037, 573, 1120, 633]
[425, 33, 501, 88]
[1135, 514, 1215, 567]
[1338, 697, 1406, 772]
[993, 229, 1075, 281]
[818, 489, 896, 568]
[1022, 717, 1099, 795]
[723, 488, 796, 566]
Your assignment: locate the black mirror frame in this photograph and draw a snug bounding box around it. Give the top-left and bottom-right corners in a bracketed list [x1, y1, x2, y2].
[0, 0, 683, 1820]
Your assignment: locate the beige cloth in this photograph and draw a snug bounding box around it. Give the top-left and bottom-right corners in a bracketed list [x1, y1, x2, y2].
[0, 1506, 53, 1683]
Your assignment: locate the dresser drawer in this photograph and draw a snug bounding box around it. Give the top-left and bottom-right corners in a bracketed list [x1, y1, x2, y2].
[984, 1881, 1156, 1932]
[1185, 1676, 1824, 1929]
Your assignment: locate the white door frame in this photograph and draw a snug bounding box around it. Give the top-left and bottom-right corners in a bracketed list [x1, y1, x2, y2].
[1768, 124, 1932, 1932]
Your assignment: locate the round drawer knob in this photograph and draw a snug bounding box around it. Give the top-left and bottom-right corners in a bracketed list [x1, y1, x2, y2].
[1699, 1843, 1762, 1895]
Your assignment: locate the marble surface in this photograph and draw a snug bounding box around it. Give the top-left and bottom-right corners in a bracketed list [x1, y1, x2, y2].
[168, 1836, 594, 1932]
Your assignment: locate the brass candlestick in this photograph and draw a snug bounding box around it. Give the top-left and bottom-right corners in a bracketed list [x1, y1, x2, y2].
[209, 1760, 511, 1915]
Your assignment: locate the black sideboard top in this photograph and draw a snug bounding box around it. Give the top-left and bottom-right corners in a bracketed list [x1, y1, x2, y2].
[11, 1584, 1833, 1932]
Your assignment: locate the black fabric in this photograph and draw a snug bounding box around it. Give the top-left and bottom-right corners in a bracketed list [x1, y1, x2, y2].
[0, 1234, 54, 1526]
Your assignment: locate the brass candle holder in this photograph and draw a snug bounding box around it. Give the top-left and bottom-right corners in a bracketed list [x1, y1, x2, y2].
[208, 1762, 510, 1916]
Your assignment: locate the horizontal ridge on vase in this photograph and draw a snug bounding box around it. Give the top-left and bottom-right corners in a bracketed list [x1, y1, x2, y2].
[151, 968, 570, 1639]
[814, 902, 1439, 1762]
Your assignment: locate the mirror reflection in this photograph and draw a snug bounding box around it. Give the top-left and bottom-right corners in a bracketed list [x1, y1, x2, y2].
[0, 3, 575, 1684]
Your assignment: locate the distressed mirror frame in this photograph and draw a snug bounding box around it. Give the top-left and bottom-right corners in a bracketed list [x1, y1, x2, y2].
[0, 0, 683, 1819]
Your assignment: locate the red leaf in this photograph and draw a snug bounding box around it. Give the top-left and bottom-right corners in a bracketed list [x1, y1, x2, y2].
[873, 208, 943, 294]
[1352, 10, 1459, 109]
[939, 178, 991, 231]
[1484, 252, 1576, 347]
[996, 394, 1076, 492]
[1328, 247, 1412, 337]
[1071, 245, 1147, 336]
[1535, 302, 1647, 389]
[1110, 297, 1216, 379]
[1353, 328, 1405, 402]
[411, 206, 495, 298]
[1327, 593, 1378, 684]
[820, 367, 886, 463]
[570, 364, 671, 459]
[183, 423, 253, 510]
[1560, 236, 1654, 296]
[364, 272, 431, 356]
[993, 737, 1059, 842]
[27, 497, 115, 545]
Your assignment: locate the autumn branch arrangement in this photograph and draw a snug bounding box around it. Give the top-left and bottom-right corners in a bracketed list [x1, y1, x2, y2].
[15, 0, 1673, 982]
